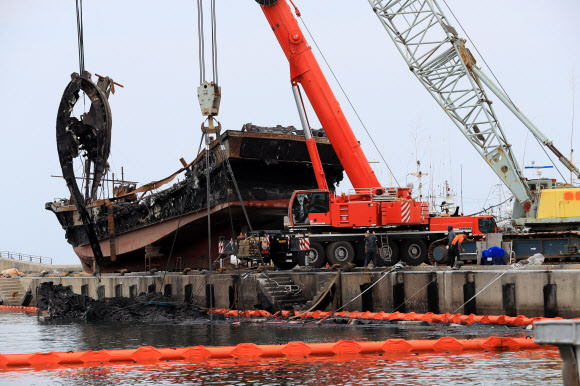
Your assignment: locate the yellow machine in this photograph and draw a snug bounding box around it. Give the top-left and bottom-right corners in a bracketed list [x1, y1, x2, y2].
[537, 188, 580, 221]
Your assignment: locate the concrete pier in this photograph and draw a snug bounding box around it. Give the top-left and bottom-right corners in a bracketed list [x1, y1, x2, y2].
[11, 264, 580, 318]
[535, 320, 580, 385]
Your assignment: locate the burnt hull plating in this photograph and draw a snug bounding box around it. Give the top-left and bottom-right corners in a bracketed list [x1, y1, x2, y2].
[47, 127, 344, 273]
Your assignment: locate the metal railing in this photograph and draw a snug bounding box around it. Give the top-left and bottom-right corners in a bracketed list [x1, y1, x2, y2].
[0, 251, 52, 265]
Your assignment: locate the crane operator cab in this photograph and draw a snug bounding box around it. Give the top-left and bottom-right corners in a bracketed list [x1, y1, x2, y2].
[290, 190, 331, 226]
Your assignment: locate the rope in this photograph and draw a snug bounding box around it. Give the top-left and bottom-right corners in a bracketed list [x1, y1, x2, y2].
[290, 272, 340, 319]
[298, 16, 400, 187]
[391, 275, 438, 313]
[335, 265, 400, 313]
[441, 263, 526, 323]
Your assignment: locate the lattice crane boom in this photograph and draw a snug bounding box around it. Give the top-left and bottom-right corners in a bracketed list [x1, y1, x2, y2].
[369, 0, 579, 212]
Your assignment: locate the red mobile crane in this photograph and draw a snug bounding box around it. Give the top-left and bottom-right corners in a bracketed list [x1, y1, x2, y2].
[259, 0, 427, 227]
[220, 0, 497, 269]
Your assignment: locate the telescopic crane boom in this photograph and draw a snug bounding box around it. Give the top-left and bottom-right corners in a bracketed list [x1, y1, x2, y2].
[256, 0, 427, 230]
[257, 0, 380, 191]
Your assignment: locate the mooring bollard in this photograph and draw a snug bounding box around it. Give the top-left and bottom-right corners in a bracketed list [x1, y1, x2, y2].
[534, 320, 580, 385]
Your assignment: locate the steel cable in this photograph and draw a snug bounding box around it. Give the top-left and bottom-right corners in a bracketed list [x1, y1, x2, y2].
[197, 0, 206, 83]
[391, 275, 438, 313]
[298, 16, 401, 187]
[210, 0, 218, 85]
[334, 266, 400, 313]
[212, 125, 284, 311]
[75, 0, 85, 75]
[441, 263, 526, 324]
[440, 0, 566, 181]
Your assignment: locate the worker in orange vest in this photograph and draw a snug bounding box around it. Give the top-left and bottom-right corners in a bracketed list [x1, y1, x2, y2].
[449, 233, 467, 267]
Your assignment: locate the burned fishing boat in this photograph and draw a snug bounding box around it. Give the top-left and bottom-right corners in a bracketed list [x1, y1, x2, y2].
[47, 73, 343, 273]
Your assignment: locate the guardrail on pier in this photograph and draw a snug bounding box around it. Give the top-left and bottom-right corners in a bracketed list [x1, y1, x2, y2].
[0, 251, 52, 265]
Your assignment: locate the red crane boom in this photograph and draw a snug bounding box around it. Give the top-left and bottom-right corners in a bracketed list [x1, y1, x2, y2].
[259, 0, 381, 190]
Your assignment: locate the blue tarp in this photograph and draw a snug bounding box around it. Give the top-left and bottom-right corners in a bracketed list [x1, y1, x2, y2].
[481, 246, 507, 265]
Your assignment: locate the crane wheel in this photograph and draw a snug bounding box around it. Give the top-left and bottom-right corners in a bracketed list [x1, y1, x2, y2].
[401, 239, 427, 266]
[427, 238, 449, 265]
[326, 241, 355, 266]
[377, 241, 400, 266]
[298, 242, 326, 268]
[272, 253, 297, 270]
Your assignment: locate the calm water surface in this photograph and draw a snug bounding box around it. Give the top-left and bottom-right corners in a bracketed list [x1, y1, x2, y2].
[0, 312, 563, 385]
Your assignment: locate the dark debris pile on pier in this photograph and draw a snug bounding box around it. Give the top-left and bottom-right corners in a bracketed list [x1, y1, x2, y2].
[36, 282, 220, 323]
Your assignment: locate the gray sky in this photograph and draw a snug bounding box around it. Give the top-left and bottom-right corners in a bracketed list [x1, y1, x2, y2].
[1, 0, 578, 264]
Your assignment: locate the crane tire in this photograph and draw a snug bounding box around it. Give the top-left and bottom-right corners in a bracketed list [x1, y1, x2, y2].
[272, 253, 297, 270]
[377, 241, 400, 266]
[326, 241, 355, 266]
[401, 239, 427, 266]
[299, 242, 326, 268]
[427, 238, 448, 265]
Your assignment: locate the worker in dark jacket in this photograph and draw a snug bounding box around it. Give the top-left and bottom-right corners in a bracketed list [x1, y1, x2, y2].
[364, 231, 379, 268]
[447, 225, 456, 267]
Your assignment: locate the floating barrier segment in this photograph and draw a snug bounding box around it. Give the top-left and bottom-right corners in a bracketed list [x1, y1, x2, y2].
[0, 337, 557, 369]
[2, 304, 577, 326]
[0, 305, 38, 313]
[210, 308, 580, 327]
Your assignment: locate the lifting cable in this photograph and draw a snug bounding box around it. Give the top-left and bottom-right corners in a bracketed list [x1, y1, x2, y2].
[194, 0, 281, 314]
[467, 196, 513, 217]
[196, 0, 220, 322]
[73, 0, 104, 282]
[197, 0, 218, 85]
[205, 127, 213, 325]
[210, 0, 218, 86]
[75, 0, 85, 76]
[214, 130, 286, 312]
[440, 0, 566, 181]
[158, 137, 206, 290]
[297, 15, 401, 187]
[196, 0, 206, 83]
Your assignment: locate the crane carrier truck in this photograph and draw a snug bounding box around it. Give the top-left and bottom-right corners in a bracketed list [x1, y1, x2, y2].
[218, 0, 499, 270]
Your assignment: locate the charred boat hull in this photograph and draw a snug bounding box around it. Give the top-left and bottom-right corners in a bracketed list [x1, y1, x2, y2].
[48, 126, 343, 273]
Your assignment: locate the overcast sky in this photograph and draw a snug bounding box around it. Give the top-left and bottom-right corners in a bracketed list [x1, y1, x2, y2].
[1, 0, 578, 264]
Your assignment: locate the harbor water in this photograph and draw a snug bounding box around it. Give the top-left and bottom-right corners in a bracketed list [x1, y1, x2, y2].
[0, 312, 563, 385]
